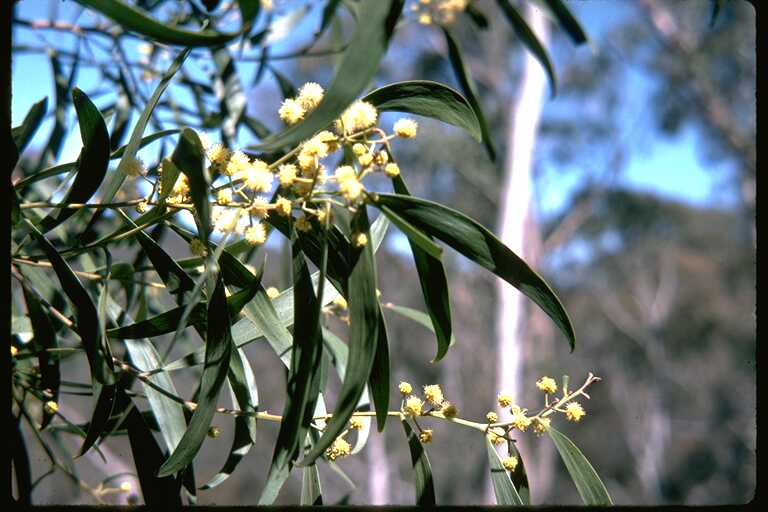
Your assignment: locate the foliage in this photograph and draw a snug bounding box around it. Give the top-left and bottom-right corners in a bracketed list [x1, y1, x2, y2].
[8, 0, 632, 505]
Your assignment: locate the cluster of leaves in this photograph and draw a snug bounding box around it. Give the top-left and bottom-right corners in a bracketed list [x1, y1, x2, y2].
[10, 0, 617, 505]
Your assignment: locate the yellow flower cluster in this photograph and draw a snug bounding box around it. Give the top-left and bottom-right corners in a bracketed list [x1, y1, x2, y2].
[404, 395, 424, 416]
[325, 437, 351, 461]
[565, 402, 585, 422]
[350, 418, 364, 430]
[536, 376, 558, 394]
[423, 384, 444, 406]
[501, 456, 518, 472]
[509, 405, 532, 432]
[279, 82, 325, 125]
[335, 100, 378, 134]
[399, 381, 413, 395]
[266, 287, 280, 299]
[410, 0, 468, 26]
[419, 429, 433, 444]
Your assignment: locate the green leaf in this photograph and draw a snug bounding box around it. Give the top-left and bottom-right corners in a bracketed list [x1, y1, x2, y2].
[368, 307, 390, 432]
[377, 204, 443, 260]
[106, 283, 258, 339]
[12, 96, 48, 156]
[38, 88, 110, 233]
[105, 297, 187, 454]
[120, 390, 183, 506]
[116, 210, 195, 294]
[21, 284, 60, 429]
[403, 421, 436, 506]
[74, 0, 241, 46]
[543, 0, 589, 45]
[14, 130, 179, 192]
[89, 48, 189, 234]
[548, 427, 613, 505]
[373, 193, 576, 350]
[251, 0, 405, 152]
[26, 221, 115, 384]
[301, 464, 323, 505]
[11, 413, 32, 505]
[158, 274, 234, 477]
[465, 3, 490, 29]
[77, 384, 117, 457]
[200, 347, 259, 490]
[270, 65, 297, 100]
[299, 207, 379, 466]
[363, 80, 482, 144]
[237, 0, 261, 34]
[383, 303, 456, 349]
[260, 231, 326, 504]
[486, 438, 524, 505]
[172, 128, 211, 244]
[442, 28, 497, 160]
[495, 0, 558, 97]
[710, 0, 726, 27]
[508, 441, 530, 504]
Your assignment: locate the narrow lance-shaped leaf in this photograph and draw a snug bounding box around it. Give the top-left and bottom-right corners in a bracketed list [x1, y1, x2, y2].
[508, 440, 530, 504]
[77, 383, 117, 457]
[548, 427, 613, 505]
[301, 464, 323, 505]
[363, 80, 482, 144]
[21, 284, 60, 429]
[73, 0, 241, 46]
[12, 96, 48, 157]
[495, 0, 558, 97]
[11, 413, 32, 505]
[252, 0, 405, 152]
[26, 221, 115, 384]
[259, 230, 326, 504]
[200, 345, 259, 490]
[38, 88, 110, 233]
[442, 28, 497, 161]
[368, 307, 390, 432]
[543, 0, 589, 45]
[299, 207, 379, 466]
[119, 390, 183, 506]
[157, 274, 234, 477]
[374, 193, 576, 350]
[389, 176, 453, 362]
[403, 420, 436, 506]
[485, 438, 525, 505]
[172, 128, 211, 244]
[115, 210, 195, 295]
[85, 47, 189, 236]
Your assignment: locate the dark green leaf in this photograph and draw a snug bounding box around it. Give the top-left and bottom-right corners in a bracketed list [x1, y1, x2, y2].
[373, 193, 576, 350]
[316, 0, 343, 39]
[172, 128, 211, 244]
[74, 0, 241, 46]
[26, 221, 115, 384]
[544, 0, 589, 45]
[299, 207, 379, 466]
[21, 285, 60, 429]
[390, 176, 452, 362]
[157, 274, 234, 477]
[548, 427, 613, 505]
[260, 231, 326, 503]
[368, 307, 390, 432]
[465, 4, 490, 29]
[115, 211, 195, 294]
[78, 384, 117, 457]
[12, 97, 48, 156]
[107, 283, 258, 339]
[121, 390, 183, 506]
[200, 347, 259, 490]
[364, 79, 483, 145]
[403, 421, 435, 506]
[38, 88, 110, 233]
[442, 29, 497, 160]
[710, 0, 726, 28]
[252, 0, 404, 152]
[11, 413, 32, 505]
[508, 441, 530, 504]
[237, 0, 261, 34]
[486, 438, 524, 505]
[495, 0, 557, 97]
[383, 303, 456, 350]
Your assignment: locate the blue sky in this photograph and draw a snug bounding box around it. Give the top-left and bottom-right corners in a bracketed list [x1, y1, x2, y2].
[12, 0, 741, 223]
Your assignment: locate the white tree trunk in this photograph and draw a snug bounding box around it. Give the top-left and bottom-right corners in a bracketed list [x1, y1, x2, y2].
[486, 2, 549, 504]
[367, 431, 391, 504]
